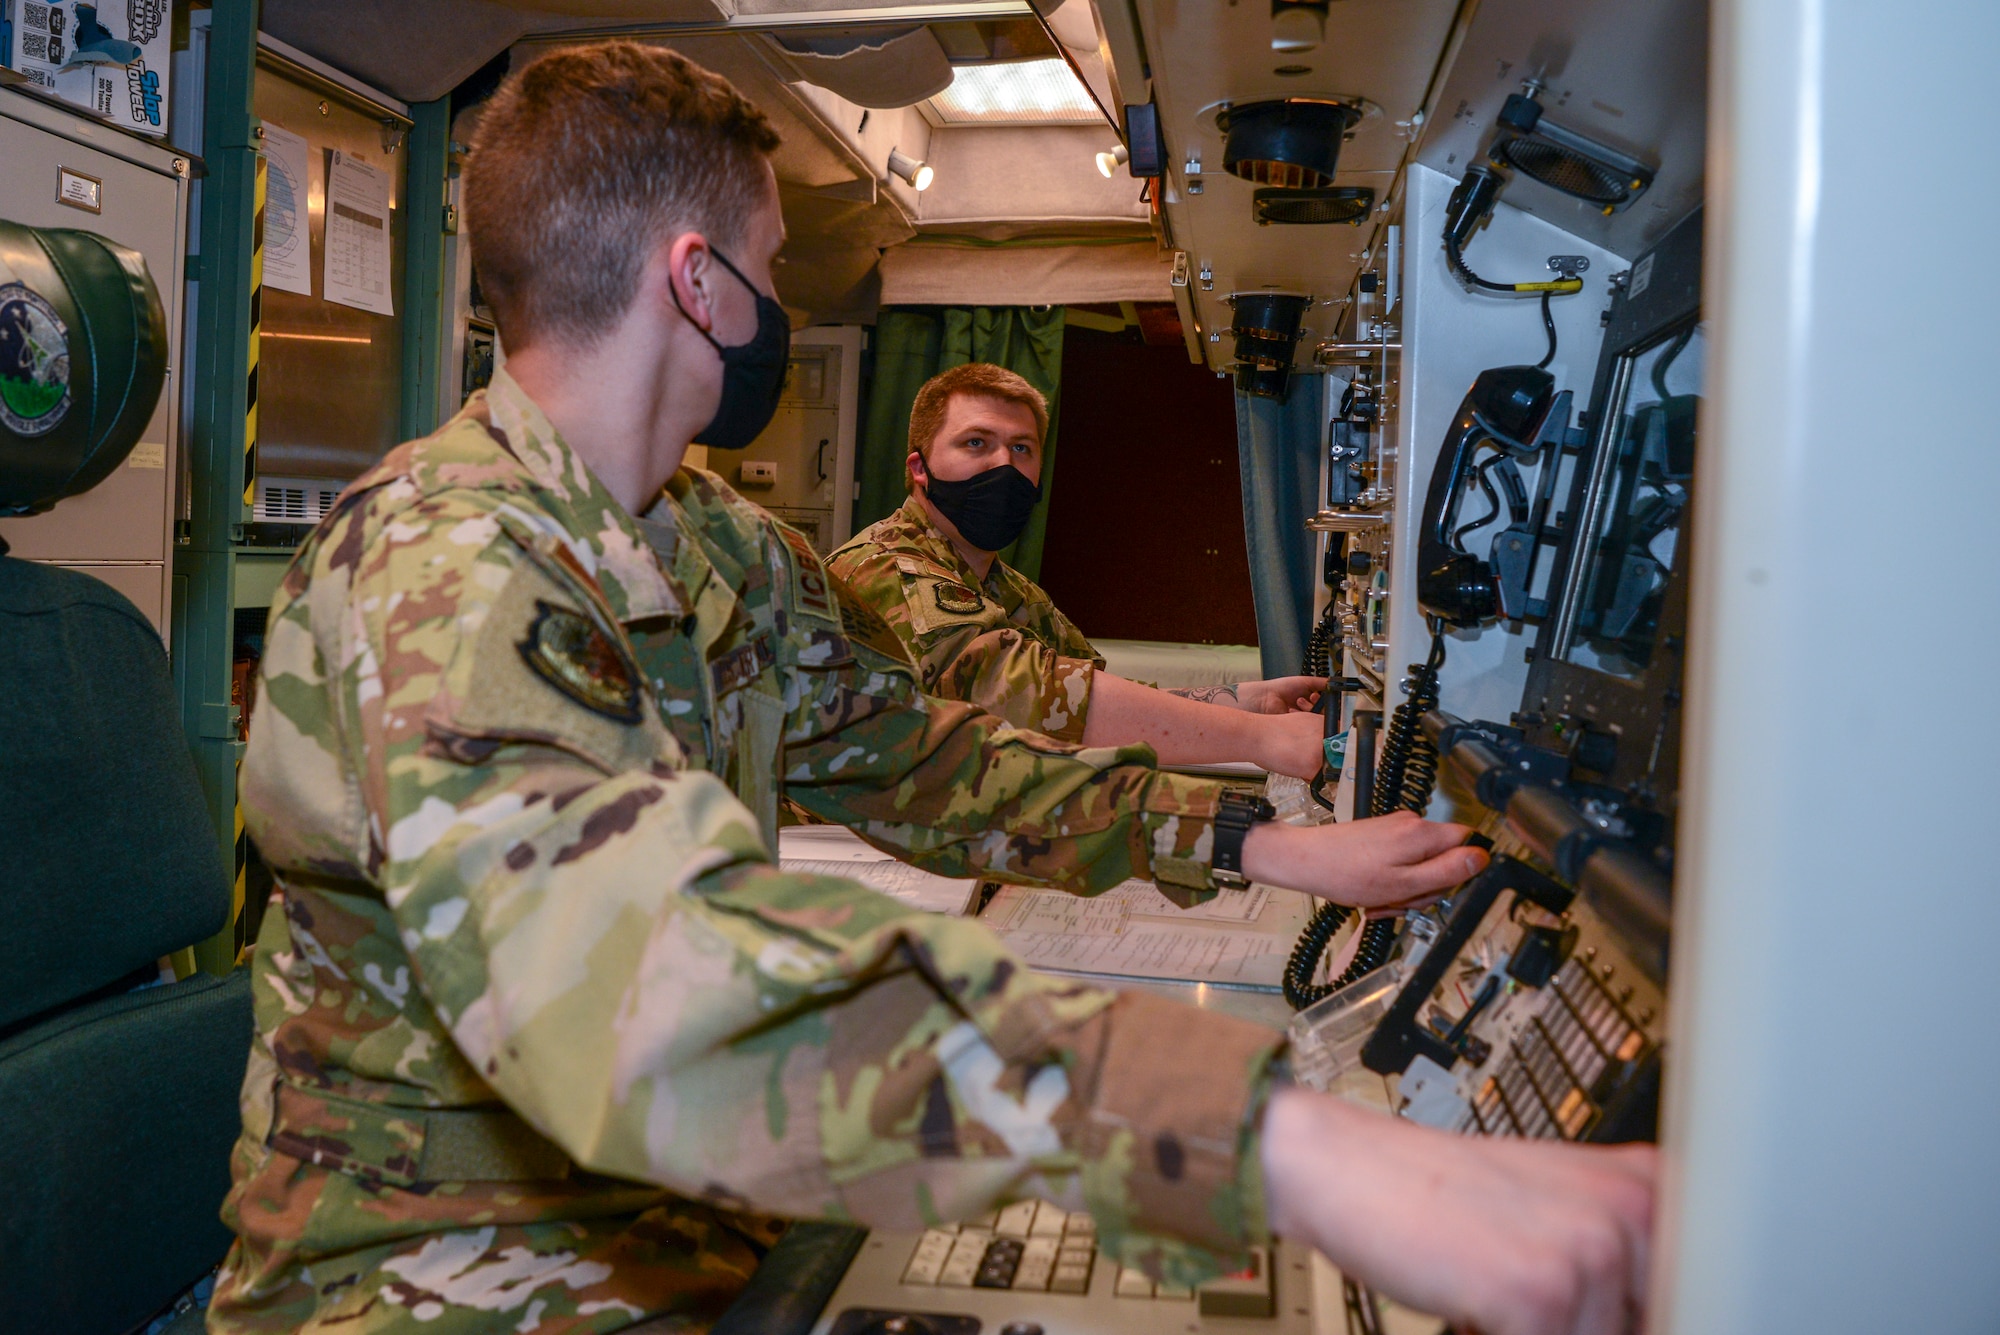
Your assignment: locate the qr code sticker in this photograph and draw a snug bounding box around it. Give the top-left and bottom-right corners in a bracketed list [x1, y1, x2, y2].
[21, 33, 48, 59]
[23, 2, 50, 29]
[25, 67, 53, 87]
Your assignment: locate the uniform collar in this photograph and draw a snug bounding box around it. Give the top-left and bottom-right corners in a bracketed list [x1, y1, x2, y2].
[896, 491, 1027, 609]
[482, 367, 686, 624]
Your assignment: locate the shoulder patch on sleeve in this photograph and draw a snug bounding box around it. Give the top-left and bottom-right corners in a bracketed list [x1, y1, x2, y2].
[828, 571, 918, 667]
[775, 523, 838, 626]
[518, 600, 643, 723]
[931, 581, 985, 616]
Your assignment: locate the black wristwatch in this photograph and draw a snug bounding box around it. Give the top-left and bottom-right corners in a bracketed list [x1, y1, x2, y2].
[1211, 791, 1277, 889]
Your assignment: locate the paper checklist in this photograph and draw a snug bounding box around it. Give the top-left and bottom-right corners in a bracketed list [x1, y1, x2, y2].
[776, 825, 979, 917]
[323, 150, 394, 316]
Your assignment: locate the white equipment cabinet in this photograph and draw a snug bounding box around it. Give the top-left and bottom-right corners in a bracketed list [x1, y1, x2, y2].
[728, 326, 862, 554]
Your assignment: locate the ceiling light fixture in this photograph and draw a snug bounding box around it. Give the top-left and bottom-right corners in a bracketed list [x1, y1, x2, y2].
[926, 58, 1100, 125]
[1095, 143, 1130, 178]
[888, 147, 934, 192]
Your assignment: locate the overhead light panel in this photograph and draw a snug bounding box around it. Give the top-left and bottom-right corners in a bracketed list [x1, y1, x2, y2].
[888, 147, 934, 192]
[1095, 144, 1129, 178]
[927, 58, 1100, 125]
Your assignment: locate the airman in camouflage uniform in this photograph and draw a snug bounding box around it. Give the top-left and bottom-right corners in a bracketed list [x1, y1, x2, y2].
[207, 40, 1652, 1335]
[828, 493, 1101, 741]
[208, 370, 1285, 1334]
[826, 366, 1325, 768]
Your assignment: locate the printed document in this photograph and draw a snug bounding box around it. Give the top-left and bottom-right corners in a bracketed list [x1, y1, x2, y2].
[324, 150, 394, 315]
[777, 825, 978, 917]
[260, 124, 313, 296]
[980, 882, 1305, 988]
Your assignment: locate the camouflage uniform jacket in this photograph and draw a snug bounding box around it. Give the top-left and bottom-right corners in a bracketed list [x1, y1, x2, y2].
[210, 370, 1284, 1335]
[828, 495, 1100, 742]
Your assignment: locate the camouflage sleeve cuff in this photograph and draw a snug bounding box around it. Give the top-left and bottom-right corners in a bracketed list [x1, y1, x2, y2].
[1141, 773, 1224, 907]
[1039, 655, 1096, 743]
[1061, 990, 1283, 1281]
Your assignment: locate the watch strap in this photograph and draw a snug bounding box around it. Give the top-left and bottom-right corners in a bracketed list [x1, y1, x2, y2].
[1211, 791, 1276, 888]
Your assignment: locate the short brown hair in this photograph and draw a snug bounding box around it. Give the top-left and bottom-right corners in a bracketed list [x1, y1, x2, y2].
[906, 363, 1049, 490]
[463, 43, 781, 350]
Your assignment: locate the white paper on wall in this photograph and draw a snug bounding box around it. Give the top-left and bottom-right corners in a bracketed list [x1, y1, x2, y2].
[322, 150, 394, 316]
[259, 123, 314, 297]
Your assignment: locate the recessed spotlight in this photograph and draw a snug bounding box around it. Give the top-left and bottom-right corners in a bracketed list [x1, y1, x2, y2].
[888, 147, 933, 191]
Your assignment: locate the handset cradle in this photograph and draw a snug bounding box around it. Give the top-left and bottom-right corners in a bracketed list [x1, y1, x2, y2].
[1415, 366, 1558, 628]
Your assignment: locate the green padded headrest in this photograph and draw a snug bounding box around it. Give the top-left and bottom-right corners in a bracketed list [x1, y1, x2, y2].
[0, 219, 167, 517]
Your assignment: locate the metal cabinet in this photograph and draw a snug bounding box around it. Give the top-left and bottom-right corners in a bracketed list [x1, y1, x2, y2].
[725, 327, 862, 554]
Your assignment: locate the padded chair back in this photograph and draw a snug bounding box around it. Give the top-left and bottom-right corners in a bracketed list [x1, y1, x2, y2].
[0, 557, 251, 1334]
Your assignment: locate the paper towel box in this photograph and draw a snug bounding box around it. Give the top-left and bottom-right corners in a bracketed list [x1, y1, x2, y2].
[4, 0, 172, 139]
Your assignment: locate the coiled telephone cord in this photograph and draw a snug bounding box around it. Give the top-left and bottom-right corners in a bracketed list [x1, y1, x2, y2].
[1286, 627, 1449, 1011]
[1372, 626, 1447, 818]
[1303, 601, 1340, 678]
[1283, 907, 1399, 1011]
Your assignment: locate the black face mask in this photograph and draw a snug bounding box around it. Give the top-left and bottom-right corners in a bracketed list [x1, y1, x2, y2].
[673, 246, 790, 451]
[924, 462, 1043, 553]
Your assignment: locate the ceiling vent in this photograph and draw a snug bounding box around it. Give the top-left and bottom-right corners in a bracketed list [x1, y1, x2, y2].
[1220, 99, 1362, 189]
[1229, 292, 1312, 400]
[1252, 184, 1375, 226]
[1487, 89, 1654, 213]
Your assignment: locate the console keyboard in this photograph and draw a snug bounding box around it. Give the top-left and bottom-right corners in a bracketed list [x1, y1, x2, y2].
[897, 1202, 1279, 1316]
[899, 1202, 1100, 1294]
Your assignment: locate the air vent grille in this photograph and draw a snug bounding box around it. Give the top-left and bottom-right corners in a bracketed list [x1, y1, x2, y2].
[254, 477, 345, 524]
[1252, 185, 1375, 226]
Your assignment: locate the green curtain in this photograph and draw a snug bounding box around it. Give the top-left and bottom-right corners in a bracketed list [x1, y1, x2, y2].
[855, 306, 1065, 581]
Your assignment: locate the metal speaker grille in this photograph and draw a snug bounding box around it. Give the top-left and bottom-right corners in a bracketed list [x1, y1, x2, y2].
[1252, 186, 1375, 225]
[1494, 136, 1631, 206]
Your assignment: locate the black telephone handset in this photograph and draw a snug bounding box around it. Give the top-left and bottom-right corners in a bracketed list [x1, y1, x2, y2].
[1415, 365, 1559, 628]
[1284, 368, 1564, 1012]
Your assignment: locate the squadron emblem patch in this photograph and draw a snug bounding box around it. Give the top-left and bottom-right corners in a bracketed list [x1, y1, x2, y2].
[931, 581, 984, 616]
[0, 283, 72, 438]
[518, 600, 643, 723]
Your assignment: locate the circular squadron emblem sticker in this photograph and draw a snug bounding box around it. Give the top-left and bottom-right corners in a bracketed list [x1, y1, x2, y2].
[0, 282, 72, 437]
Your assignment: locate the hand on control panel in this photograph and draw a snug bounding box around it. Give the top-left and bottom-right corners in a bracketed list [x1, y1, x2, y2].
[1243, 809, 1489, 907]
[1262, 1088, 1657, 1335]
[1253, 708, 1341, 781]
[1234, 675, 1328, 715]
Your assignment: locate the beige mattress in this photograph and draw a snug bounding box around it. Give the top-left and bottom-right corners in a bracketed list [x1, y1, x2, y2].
[1092, 638, 1262, 691]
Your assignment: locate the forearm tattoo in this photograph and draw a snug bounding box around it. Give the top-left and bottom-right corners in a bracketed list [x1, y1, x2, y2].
[1169, 683, 1240, 704]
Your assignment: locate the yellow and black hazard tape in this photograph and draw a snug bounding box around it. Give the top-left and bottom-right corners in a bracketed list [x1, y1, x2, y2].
[232, 756, 249, 962]
[243, 153, 266, 508]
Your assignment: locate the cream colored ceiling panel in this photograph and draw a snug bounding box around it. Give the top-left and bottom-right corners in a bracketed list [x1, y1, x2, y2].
[918, 125, 1146, 234]
[1132, 0, 1463, 367]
